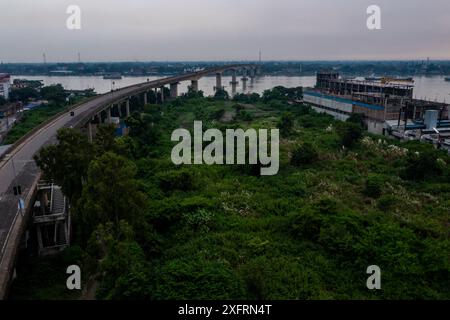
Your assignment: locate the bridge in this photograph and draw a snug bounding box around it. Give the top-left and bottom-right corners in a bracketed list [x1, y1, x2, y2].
[0, 64, 257, 299]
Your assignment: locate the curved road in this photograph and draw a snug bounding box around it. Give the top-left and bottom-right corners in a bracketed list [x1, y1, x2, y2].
[0, 64, 254, 269]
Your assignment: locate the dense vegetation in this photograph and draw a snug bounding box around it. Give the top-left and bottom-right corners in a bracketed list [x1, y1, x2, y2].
[11, 87, 450, 300]
[3, 84, 91, 144]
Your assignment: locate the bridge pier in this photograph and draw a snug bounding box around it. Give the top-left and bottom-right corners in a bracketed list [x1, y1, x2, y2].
[143, 92, 148, 105]
[215, 73, 223, 92]
[190, 79, 199, 92]
[160, 87, 165, 103]
[107, 107, 112, 123]
[170, 82, 179, 99]
[241, 71, 248, 92]
[249, 68, 256, 79]
[88, 122, 93, 143]
[126, 100, 130, 117]
[230, 70, 239, 95]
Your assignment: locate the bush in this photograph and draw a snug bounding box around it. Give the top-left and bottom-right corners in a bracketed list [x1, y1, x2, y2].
[154, 258, 245, 299]
[212, 108, 225, 120]
[183, 209, 214, 232]
[337, 122, 363, 148]
[377, 195, 397, 212]
[364, 174, 384, 199]
[289, 208, 323, 241]
[156, 169, 197, 192]
[401, 148, 444, 181]
[346, 113, 365, 128]
[237, 110, 253, 121]
[291, 142, 319, 167]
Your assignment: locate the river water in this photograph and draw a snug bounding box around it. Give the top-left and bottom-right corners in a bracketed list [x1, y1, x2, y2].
[11, 75, 450, 103]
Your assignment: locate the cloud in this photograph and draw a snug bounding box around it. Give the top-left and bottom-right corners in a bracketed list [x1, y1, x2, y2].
[1, 0, 449, 62]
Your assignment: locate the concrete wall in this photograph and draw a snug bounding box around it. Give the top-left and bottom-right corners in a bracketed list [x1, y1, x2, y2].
[304, 92, 353, 114]
[310, 106, 350, 121]
[367, 120, 385, 135]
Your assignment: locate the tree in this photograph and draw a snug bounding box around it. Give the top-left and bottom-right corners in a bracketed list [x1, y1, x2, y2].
[401, 148, 444, 181]
[10, 87, 39, 102]
[346, 113, 366, 128]
[40, 84, 68, 104]
[214, 89, 229, 100]
[337, 122, 363, 148]
[125, 112, 161, 155]
[278, 112, 295, 137]
[93, 124, 119, 155]
[88, 221, 152, 300]
[76, 152, 147, 230]
[34, 128, 94, 202]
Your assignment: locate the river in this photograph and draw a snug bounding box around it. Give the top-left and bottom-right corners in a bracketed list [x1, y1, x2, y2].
[10, 75, 450, 103]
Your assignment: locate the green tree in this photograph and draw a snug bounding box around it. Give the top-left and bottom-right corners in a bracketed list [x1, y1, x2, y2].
[77, 152, 147, 231]
[93, 124, 119, 155]
[278, 112, 295, 137]
[89, 221, 151, 300]
[401, 148, 444, 181]
[34, 128, 94, 202]
[346, 113, 366, 128]
[40, 84, 68, 104]
[214, 89, 229, 100]
[10, 87, 39, 102]
[337, 122, 363, 148]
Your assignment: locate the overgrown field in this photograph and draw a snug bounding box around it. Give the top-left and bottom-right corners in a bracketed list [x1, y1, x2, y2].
[11, 89, 450, 300]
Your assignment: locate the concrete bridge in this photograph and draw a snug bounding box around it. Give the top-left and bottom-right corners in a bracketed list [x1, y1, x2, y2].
[0, 64, 257, 299]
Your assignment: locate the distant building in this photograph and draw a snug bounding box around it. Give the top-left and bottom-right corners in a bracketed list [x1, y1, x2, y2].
[0, 74, 11, 100]
[304, 71, 449, 136]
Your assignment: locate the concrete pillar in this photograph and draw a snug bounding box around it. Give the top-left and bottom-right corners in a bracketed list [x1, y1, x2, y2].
[143, 92, 148, 105]
[170, 83, 179, 99]
[160, 87, 165, 103]
[230, 70, 238, 95]
[36, 225, 43, 251]
[118, 103, 122, 117]
[241, 69, 248, 92]
[191, 79, 199, 92]
[107, 107, 112, 123]
[126, 100, 130, 117]
[232, 70, 238, 83]
[88, 122, 93, 142]
[215, 73, 222, 92]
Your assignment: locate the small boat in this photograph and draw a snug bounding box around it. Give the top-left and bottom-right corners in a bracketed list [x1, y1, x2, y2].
[445, 77, 450, 82]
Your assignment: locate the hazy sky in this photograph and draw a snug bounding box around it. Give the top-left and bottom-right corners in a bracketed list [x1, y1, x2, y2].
[1, 0, 450, 62]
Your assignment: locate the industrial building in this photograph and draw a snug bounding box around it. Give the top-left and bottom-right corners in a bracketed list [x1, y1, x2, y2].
[0, 74, 11, 100]
[304, 71, 450, 150]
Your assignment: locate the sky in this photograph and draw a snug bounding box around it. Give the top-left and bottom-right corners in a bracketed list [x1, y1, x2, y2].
[1, 0, 450, 62]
